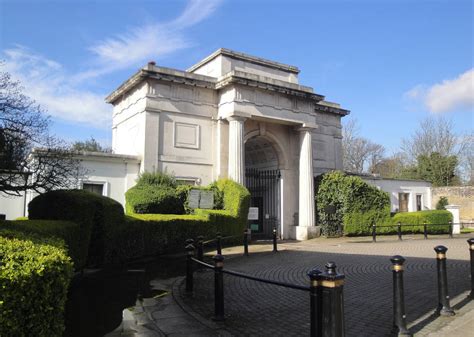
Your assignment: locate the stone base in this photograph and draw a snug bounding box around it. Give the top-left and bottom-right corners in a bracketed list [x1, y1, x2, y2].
[294, 226, 320, 240]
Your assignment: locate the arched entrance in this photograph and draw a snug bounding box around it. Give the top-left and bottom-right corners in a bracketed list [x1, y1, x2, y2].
[245, 136, 281, 238]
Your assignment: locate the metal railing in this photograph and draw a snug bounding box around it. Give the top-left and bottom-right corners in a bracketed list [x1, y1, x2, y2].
[371, 222, 455, 242]
[183, 235, 474, 337]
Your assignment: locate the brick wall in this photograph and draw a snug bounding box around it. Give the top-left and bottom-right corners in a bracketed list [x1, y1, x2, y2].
[432, 186, 474, 221]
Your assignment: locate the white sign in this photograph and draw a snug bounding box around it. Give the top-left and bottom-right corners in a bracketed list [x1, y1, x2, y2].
[188, 189, 200, 209]
[248, 207, 259, 220]
[199, 191, 214, 209]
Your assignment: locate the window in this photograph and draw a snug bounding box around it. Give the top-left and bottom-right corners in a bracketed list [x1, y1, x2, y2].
[176, 178, 198, 186]
[416, 194, 422, 211]
[398, 193, 409, 212]
[83, 183, 104, 196]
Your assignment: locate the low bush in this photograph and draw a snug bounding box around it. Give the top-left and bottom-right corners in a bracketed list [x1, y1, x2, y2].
[315, 171, 391, 237]
[109, 179, 250, 263]
[28, 190, 124, 267]
[135, 171, 177, 188]
[436, 196, 449, 210]
[126, 185, 185, 215]
[0, 220, 82, 270]
[0, 230, 73, 336]
[388, 210, 452, 234]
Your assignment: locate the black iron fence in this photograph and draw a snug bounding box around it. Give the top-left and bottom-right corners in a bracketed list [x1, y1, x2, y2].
[184, 235, 474, 337]
[370, 222, 461, 242]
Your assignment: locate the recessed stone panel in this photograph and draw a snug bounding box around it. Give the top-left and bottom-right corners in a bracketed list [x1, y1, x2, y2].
[174, 122, 200, 149]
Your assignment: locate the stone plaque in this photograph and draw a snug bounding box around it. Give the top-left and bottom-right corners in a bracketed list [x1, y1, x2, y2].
[248, 207, 259, 220]
[199, 190, 214, 209]
[188, 189, 200, 209]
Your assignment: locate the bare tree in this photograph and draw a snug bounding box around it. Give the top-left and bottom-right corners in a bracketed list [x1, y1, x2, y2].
[0, 69, 81, 196]
[342, 118, 385, 173]
[401, 116, 473, 183]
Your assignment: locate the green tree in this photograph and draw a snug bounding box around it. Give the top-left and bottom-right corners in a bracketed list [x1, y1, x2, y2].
[417, 152, 458, 186]
[71, 137, 111, 153]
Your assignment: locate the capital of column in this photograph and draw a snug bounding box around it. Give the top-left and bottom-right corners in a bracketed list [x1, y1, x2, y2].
[226, 116, 247, 123]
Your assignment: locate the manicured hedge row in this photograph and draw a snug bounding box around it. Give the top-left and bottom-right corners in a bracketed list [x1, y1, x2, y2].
[0, 230, 73, 336]
[109, 179, 250, 263]
[0, 220, 82, 270]
[125, 185, 185, 214]
[344, 210, 453, 236]
[28, 189, 124, 267]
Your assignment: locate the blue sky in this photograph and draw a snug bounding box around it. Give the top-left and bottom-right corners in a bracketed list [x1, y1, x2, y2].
[1, 0, 473, 153]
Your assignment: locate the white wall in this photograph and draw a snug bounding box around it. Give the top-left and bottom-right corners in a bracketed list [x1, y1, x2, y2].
[0, 192, 27, 220]
[362, 177, 432, 212]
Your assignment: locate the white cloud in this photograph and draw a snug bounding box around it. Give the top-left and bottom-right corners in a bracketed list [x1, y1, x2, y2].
[3, 46, 112, 128]
[405, 69, 474, 113]
[81, 0, 222, 80]
[2, 0, 223, 127]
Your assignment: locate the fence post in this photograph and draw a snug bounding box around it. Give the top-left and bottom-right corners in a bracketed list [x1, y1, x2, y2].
[213, 254, 225, 321]
[308, 268, 322, 337]
[273, 227, 278, 252]
[372, 225, 377, 243]
[243, 229, 249, 256]
[216, 232, 222, 255]
[314, 262, 345, 337]
[197, 235, 204, 262]
[434, 246, 455, 316]
[390, 256, 412, 336]
[423, 222, 428, 240]
[468, 238, 474, 299]
[397, 222, 402, 241]
[185, 243, 195, 293]
[448, 221, 453, 238]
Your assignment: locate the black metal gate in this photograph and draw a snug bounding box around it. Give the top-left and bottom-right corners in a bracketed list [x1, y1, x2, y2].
[245, 168, 281, 238]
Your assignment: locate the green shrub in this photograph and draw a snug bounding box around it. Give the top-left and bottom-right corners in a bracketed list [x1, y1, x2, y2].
[436, 196, 449, 210]
[0, 220, 82, 270]
[110, 179, 250, 263]
[28, 190, 124, 267]
[390, 210, 452, 234]
[315, 171, 391, 236]
[126, 185, 185, 214]
[14, 216, 28, 220]
[136, 171, 177, 188]
[0, 231, 73, 336]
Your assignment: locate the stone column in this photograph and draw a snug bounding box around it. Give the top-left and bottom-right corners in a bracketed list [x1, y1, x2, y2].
[227, 116, 246, 184]
[297, 127, 315, 239]
[445, 205, 461, 234]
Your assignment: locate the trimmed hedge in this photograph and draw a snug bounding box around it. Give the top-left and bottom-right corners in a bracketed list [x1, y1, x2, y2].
[315, 171, 391, 237]
[0, 220, 82, 270]
[110, 179, 250, 263]
[0, 230, 73, 336]
[125, 185, 185, 215]
[28, 189, 124, 267]
[388, 210, 452, 234]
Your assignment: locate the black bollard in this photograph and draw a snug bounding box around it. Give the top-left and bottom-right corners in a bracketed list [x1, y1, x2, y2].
[216, 232, 222, 255]
[213, 254, 225, 321]
[197, 235, 204, 262]
[449, 221, 453, 238]
[314, 262, 345, 337]
[468, 238, 474, 299]
[398, 222, 402, 241]
[372, 224, 377, 243]
[423, 222, 428, 240]
[434, 246, 455, 316]
[308, 268, 322, 337]
[272, 227, 278, 252]
[243, 229, 249, 256]
[185, 243, 195, 293]
[390, 256, 412, 336]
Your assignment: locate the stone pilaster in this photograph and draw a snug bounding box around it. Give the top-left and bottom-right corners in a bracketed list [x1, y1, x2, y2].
[297, 127, 316, 240]
[227, 116, 246, 184]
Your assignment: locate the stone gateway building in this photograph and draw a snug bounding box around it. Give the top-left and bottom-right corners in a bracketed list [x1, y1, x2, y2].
[106, 49, 349, 240]
[1, 49, 351, 240]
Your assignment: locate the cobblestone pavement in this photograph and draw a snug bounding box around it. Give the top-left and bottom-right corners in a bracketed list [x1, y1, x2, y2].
[178, 235, 473, 337]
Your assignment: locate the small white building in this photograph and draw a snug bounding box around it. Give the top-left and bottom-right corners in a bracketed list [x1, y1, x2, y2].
[359, 175, 432, 213]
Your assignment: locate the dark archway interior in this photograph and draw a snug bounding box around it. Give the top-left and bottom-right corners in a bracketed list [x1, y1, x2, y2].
[245, 136, 279, 170]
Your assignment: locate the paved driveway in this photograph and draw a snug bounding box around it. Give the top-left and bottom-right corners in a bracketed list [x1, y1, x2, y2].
[178, 235, 472, 337]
